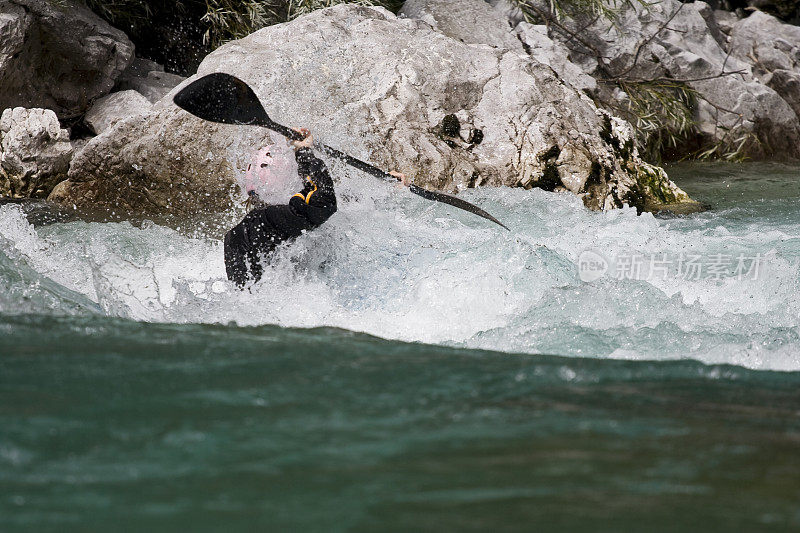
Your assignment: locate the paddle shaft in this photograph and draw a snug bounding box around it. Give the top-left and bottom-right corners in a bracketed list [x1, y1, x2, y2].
[265, 117, 509, 230]
[264, 118, 397, 182]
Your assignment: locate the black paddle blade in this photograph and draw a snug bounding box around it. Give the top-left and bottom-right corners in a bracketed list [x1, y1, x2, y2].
[409, 185, 510, 231]
[173, 73, 273, 127]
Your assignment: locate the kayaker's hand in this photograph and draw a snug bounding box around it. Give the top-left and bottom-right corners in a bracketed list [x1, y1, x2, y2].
[389, 171, 410, 187]
[290, 127, 313, 150]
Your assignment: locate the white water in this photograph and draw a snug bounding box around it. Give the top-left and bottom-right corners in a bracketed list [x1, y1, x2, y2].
[1, 163, 799, 371]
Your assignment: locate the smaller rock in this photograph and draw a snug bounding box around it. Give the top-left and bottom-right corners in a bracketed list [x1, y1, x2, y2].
[84, 90, 154, 135]
[0, 107, 72, 198]
[488, 0, 525, 27]
[70, 137, 91, 157]
[764, 69, 800, 119]
[116, 71, 187, 104]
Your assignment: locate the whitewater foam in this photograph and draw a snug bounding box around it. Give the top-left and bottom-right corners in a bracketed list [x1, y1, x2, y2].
[1, 164, 799, 371]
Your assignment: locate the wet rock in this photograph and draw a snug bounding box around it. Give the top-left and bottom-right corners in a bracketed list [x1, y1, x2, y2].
[49, 110, 267, 224]
[0, 0, 134, 120]
[117, 57, 166, 82]
[0, 108, 72, 198]
[729, 11, 800, 118]
[116, 70, 187, 105]
[52, 5, 694, 224]
[84, 90, 154, 135]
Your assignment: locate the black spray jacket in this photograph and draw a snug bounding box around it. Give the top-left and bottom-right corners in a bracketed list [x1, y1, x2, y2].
[223, 146, 337, 286]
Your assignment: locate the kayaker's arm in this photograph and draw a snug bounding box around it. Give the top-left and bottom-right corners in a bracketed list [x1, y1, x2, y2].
[288, 129, 337, 225]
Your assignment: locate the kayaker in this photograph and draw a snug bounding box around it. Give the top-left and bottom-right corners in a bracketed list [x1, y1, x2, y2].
[224, 127, 408, 287]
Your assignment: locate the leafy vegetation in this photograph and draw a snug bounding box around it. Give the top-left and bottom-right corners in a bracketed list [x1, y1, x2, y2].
[199, 0, 285, 48]
[613, 81, 696, 163]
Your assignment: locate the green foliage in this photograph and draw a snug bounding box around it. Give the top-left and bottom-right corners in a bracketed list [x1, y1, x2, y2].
[84, 0, 153, 25]
[693, 129, 760, 162]
[617, 81, 696, 163]
[286, 0, 401, 21]
[200, 0, 285, 48]
[611, 80, 755, 163]
[546, 0, 620, 20]
[512, 0, 753, 162]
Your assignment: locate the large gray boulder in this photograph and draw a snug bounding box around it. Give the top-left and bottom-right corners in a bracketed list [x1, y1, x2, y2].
[0, 0, 134, 119]
[729, 11, 800, 119]
[0, 107, 72, 198]
[50, 5, 696, 226]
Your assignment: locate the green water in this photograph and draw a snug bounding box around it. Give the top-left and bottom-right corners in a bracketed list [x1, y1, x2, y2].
[1, 163, 800, 530]
[2, 316, 799, 532]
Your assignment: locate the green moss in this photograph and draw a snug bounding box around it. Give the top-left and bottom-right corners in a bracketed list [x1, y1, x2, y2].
[637, 163, 679, 205]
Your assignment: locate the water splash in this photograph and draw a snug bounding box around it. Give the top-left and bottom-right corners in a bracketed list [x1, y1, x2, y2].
[1, 164, 799, 371]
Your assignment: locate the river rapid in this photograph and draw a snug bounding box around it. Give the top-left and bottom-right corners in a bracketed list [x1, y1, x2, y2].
[2, 162, 799, 531]
[2, 162, 799, 370]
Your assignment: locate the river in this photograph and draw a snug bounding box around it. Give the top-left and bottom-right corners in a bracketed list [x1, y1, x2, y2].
[1, 162, 799, 531]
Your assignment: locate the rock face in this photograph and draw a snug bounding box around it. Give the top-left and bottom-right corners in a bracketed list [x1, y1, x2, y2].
[399, 0, 524, 52]
[482, 0, 800, 160]
[0, 0, 134, 119]
[563, 0, 800, 159]
[84, 90, 154, 135]
[729, 11, 800, 119]
[0, 108, 72, 198]
[50, 5, 696, 224]
[514, 22, 597, 95]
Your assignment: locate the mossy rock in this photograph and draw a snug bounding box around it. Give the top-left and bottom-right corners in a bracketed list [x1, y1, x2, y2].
[635, 162, 704, 214]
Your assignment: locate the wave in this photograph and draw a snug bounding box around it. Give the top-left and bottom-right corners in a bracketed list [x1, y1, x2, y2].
[1, 165, 799, 371]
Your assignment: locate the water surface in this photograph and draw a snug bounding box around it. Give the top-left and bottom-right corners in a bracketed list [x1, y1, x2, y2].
[1, 162, 799, 530]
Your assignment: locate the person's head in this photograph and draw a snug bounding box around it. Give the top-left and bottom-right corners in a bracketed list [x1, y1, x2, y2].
[244, 144, 274, 194]
[242, 143, 298, 201]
